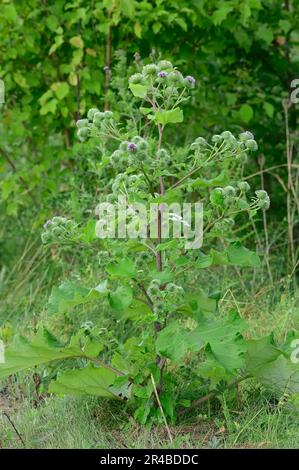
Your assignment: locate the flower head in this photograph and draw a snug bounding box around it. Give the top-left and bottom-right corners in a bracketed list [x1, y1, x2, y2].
[186, 75, 195, 85]
[158, 71, 168, 78]
[127, 142, 138, 152]
[43, 219, 53, 229]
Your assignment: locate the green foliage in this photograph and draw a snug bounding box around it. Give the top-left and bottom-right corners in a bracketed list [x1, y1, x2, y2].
[1, 0, 298, 225]
[47, 280, 107, 315]
[48, 365, 119, 398]
[0, 327, 104, 378]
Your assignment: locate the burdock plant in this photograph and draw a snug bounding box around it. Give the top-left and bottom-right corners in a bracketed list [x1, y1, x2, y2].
[2, 60, 297, 428]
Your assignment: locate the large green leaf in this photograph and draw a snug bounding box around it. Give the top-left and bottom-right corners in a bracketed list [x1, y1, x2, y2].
[49, 364, 118, 398]
[254, 355, 299, 394]
[108, 284, 133, 311]
[227, 245, 260, 267]
[0, 328, 103, 379]
[185, 289, 217, 314]
[156, 321, 203, 363]
[129, 83, 148, 98]
[106, 259, 136, 278]
[192, 170, 229, 189]
[155, 108, 183, 125]
[198, 346, 234, 387]
[47, 280, 107, 315]
[195, 310, 247, 372]
[246, 336, 299, 394]
[195, 246, 260, 270]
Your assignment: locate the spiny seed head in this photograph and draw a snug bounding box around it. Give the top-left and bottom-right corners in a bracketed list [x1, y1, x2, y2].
[255, 190, 268, 200]
[221, 131, 235, 141]
[166, 283, 177, 293]
[52, 226, 63, 236]
[157, 148, 169, 159]
[110, 150, 121, 164]
[238, 181, 251, 192]
[129, 73, 144, 84]
[223, 186, 236, 197]
[52, 216, 66, 225]
[41, 232, 51, 244]
[191, 136, 207, 149]
[164, 86, 178, 97]
[212, 134, 222, 143]
[119, 141, 129, 151]
[255, 192, 270, 210]
[245, 139, 258, 151]
[77, 127, 89, 141]
[150, 279, 161, 288]
[87, 108, 99, 121]
[93, 111, 105, 125]
[167, 71, 182, 83]
[138, 140, 148, 151]
[158, 60, 173, 71]
[128, 175, 139, 184]
[239, 131, 254, 141]
[258, 198, 270, 210]
[132, 136, 144, 144]
[104, 110, 113, 119]
[142, 63, 158, 76]
[148, 285, 160, 297]
[76, 119, 89, 129]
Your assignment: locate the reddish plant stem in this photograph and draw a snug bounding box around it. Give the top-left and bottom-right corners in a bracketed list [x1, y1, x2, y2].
[104, 11, 112, 111]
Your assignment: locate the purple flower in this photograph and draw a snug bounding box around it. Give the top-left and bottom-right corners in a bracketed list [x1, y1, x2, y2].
[43, 219, 52, 229]
[127, 142, 138, 152]
[158, 71, 168, 78]
[103, 65, 109, 72]
[186, 75, 195, 85]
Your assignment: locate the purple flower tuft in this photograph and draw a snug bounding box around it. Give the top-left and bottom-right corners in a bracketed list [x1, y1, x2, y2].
[44, 219, 53, 229]
[103, 65, 109, 72]
[186, 75, 195, 84]
[127, 142, 138, 152]
[158, 71, 168, 78]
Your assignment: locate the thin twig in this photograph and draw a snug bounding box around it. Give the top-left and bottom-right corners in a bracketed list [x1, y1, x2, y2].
[104, 10, 112, 111]
[259, 154, 273, 285]
[2, 412, 25, 447]
[150, 374, 173, 445]
[134, 279, 153, 308]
